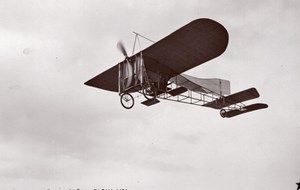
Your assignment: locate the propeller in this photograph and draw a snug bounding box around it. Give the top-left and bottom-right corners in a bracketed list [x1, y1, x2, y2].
[117, 41, 128, 58]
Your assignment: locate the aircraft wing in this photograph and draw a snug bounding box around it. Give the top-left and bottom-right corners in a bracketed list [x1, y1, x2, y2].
[85, 18, 229, 92]
[142, 18, 229, 76]
[84, 64, 119, 92]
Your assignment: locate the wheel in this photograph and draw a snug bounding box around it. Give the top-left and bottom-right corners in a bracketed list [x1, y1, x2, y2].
[120, 93, 134, 109]
[220, 109, 227, 118]
[142, 85, 155, 100]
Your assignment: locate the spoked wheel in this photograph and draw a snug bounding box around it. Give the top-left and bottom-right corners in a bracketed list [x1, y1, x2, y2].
[120, 93, 134, 109]
[220, 109, 227, 118]
[142, 85, 156, 100]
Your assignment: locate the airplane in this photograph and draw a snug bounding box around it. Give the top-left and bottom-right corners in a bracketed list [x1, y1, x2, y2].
[84, 18, 268, 118]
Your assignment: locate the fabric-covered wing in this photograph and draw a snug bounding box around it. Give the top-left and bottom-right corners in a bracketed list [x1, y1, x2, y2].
[142, 18, 229, 76]
[84, 64, 119, 92]
[169, 74, 230, 95]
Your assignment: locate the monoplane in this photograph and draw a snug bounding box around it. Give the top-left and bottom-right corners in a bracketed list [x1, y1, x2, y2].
[85, 18, 268, 118]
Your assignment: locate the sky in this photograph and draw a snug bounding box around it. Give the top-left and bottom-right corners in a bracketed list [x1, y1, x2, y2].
[0, 0, 300, 190]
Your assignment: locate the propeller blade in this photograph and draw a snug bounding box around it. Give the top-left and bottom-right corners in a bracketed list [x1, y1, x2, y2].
[117, 41, 128, 57]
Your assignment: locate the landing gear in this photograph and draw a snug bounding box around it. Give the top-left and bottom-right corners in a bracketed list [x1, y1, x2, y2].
[220, 109, 227, 118]
[142, 84, 156, 100]
[120, 93, 134, 109]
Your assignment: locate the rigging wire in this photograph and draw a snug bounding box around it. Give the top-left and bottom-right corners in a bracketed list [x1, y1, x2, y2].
[131, 32, 155, 55]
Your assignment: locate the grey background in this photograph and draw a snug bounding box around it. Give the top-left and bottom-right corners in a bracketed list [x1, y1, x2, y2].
[0, 0, 299, 190]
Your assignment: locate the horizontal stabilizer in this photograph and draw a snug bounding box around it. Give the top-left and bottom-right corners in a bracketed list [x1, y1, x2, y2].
[221, 103, 268, 118]
[141, 98, 160, 106]
[168, 87, 188, 96]
[203, 88, 260, 109]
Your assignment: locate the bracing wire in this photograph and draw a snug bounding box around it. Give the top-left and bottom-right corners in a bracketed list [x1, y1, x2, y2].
[131, 32, 155, 55]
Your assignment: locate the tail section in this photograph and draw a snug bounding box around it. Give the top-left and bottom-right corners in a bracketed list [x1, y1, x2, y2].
[220, 103, 268, 118]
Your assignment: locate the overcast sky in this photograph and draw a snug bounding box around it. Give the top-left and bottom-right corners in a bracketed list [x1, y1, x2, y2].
[1, 0, 300, 190]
